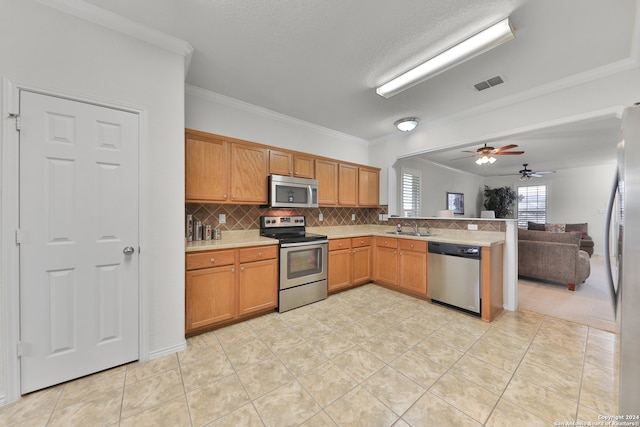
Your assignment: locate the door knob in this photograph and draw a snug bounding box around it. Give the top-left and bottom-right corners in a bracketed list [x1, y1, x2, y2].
[123, 246, 135, 255]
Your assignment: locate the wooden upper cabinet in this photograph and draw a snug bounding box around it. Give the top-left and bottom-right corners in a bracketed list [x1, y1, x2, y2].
[338, 163, 358, 206]
[269, 150, 292, 176]
[316, 159, 338, 205]
[185, 133, 229, 202]
[230, 143, 268, 203]
[358, 167, 380, 207]
[293, 155, 315, 179]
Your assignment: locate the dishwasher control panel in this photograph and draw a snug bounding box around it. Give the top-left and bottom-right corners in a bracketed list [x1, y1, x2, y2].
[428, 242, 481, 259]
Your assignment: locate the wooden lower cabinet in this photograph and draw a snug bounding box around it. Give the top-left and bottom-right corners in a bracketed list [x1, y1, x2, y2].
[328, 237, 372, 292]
[185, 245, 278, 335]
[239, 258, 278, 316]
[374, 237, 398, 287]
[186, 265, 236, 331]
[398, 240, 427, 295]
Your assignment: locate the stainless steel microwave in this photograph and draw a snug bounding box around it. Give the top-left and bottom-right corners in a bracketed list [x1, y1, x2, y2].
[269, 175, 319, 208]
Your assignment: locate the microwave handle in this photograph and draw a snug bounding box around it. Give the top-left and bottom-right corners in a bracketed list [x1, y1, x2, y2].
[308, 185, 313, 206]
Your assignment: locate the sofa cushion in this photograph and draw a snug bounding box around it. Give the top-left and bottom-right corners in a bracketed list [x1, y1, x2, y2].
[518, 228, 581, 246]
[545, 223, 566, 233]
[527, 221, 546, 231]
[565, 223, 588, 234]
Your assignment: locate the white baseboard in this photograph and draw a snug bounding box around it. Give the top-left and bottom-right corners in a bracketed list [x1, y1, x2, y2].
[148, 341, 187, 361]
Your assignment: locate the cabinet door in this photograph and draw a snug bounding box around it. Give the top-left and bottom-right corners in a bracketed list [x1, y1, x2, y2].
[230, 143, 268, 203]
[399, 249, 427, 295]
[185, 135, 229, 202]
[358, 167, 379, 207]
[375, 246, 398, 287]
[328, 248, 352, 292]
[339, 163, 358, 206]
[316, 159, 338, 205]
[352, 245, 372, 285]
[238, 259, 278, 316]
[293, 155, 315, 178]
[186, 266, 236, 332]
[269, 150, 292, 176]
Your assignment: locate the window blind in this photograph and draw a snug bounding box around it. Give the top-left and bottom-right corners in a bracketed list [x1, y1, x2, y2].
[402, 170, 421, 217]
[517, 184, 547, 228]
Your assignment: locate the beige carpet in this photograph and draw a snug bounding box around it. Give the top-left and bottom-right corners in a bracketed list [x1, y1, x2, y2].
[518, 255, 620, 333]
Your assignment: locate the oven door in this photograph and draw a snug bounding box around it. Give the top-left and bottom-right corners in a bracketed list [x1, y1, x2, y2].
[280, 241, 328, 290]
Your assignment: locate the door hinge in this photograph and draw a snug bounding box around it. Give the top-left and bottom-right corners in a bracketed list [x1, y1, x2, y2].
[15, 229, 23, 244]
[8, 113, 21, 131]
[17, 342, 23, 358]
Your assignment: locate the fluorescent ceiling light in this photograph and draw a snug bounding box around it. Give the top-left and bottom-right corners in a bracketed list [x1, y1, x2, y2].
[376, 18, 515, 98]
[394, 117, 419, 132]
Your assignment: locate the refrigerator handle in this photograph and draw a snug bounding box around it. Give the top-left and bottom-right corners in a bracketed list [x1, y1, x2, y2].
[603, 169, 619, 315]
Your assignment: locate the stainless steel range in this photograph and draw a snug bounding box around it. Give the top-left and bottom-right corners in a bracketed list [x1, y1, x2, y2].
[260, 215, 328, 312]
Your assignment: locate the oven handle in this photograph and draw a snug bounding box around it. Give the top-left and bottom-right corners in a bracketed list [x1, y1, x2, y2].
[280, 240, 328, 248]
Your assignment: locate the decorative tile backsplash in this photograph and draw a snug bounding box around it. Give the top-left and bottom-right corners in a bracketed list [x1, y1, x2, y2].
[185, 204, 506, 232]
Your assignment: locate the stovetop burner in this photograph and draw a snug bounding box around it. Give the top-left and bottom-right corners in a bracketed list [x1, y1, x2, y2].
[259, 215, 327, 244]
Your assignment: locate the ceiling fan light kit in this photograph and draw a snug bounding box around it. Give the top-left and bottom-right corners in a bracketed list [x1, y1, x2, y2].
[475, 155, 497, 165]
[376, 17, 515, 98]
[394, 117, 420, 132]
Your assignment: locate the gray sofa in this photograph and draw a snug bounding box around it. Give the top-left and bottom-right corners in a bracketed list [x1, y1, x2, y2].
[518, 229, 591, 291]
[527, 222, 595, 257]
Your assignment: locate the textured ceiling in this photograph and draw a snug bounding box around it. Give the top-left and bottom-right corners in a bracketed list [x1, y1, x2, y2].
[81, 0, 637, 173]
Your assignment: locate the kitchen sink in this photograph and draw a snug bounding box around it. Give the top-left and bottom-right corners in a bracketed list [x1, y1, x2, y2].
[385, 231, 436, 237]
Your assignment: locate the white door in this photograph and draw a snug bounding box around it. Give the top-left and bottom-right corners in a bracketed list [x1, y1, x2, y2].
[19, 91, 139, 394]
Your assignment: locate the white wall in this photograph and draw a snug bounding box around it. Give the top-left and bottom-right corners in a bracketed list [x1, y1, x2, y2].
[186, 86, 370, 164]
[484, 163, 617, 255]
[395, 158, 485, 217]
[0, 0, 186, 403]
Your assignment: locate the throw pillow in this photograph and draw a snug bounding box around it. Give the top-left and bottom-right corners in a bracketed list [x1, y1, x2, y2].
[527, 221, 545, 231]
[545, 223, 566, 233]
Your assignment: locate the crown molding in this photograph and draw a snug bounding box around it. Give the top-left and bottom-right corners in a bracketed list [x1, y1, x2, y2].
[37, 0, 194, 73]
[186, 85, 369, 146]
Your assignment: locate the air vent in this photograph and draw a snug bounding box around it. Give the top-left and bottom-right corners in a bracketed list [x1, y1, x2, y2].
[474, 75, 504, 91]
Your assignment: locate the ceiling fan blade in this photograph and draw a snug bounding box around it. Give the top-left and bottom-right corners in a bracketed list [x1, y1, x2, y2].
[494, 144, 519, 152]
[494, 151, 525, 155]
[530, 173, 543, 178]
[534, 170, 556, 175]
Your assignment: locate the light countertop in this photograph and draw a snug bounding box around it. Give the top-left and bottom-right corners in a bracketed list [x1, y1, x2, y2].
[186, 225, 504, 252]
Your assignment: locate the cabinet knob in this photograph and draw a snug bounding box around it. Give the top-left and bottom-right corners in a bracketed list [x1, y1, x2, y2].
[232, 195, 236, 199]
[231, 267, 235, 273]
[223, 194, 227, 199]
[258, 252, 262, 257]
[338, 243, 343, 247]
[210, 258, 215, 263]
[241, 267, 245, 271]
[410, 244, 414, 248]
[394, 250, 397, 254]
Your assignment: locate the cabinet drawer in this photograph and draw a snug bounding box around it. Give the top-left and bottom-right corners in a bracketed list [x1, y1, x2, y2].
[399, 239, 427, 252]
[186, 250, 236, 270]
[239, 245, 278, 263]
[329, 238, 352, 251]
[376, 237, 398, 248]
[351, 236, 371, 248]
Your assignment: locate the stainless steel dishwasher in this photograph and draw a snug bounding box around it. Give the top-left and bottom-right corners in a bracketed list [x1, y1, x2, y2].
[428, 241, 481, 315]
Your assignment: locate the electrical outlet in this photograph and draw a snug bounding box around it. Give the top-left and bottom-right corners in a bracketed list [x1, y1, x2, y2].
[382, 214, 388, 221]
[379, 214, 383, 221]
[319, 213, 324, 221]
[467, 224, 478, 231]
[219, 213, 226, 224]
[351, 214, 356, 221]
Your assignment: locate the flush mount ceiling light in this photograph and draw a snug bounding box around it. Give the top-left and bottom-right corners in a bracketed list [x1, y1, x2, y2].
[376, 17, 515, 98]
[394, 117, 420, 132]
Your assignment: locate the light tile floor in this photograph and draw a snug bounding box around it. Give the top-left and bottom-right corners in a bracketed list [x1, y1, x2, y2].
[0, 284, 619, 426]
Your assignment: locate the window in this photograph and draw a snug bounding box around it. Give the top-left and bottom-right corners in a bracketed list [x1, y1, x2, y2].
[401, 168, 421, 217]
[517, 184, 547, 228]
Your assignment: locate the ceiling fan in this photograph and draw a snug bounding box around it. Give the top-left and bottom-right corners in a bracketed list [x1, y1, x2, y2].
[459, 143, 525, 165]
[512, 164, 556, 180]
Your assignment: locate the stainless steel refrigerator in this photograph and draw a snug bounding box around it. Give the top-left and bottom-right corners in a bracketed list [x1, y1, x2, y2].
[605, 103, 640, 413]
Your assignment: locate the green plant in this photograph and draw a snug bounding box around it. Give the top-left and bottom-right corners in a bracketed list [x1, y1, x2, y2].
[483, 185, 521, 218]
